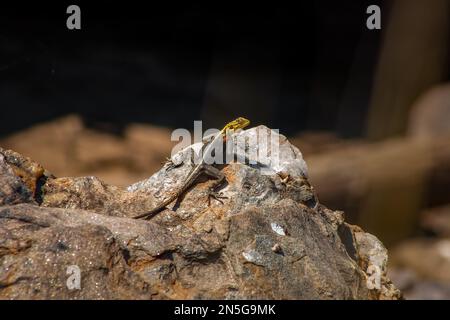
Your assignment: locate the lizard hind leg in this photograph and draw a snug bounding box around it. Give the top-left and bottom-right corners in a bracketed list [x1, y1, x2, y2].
[163, 157, 175, 171]
[208, 191, 228, 206]
[202, 165, 229, 206]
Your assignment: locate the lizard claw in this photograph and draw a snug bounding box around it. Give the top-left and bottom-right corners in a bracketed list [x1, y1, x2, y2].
[163, 157, 179, 172]
[162, 157, 172, 165]
[277, 171, 291, 186]
[207, 190, 228, 206]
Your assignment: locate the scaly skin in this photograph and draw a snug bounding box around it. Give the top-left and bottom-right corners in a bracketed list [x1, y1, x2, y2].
[132, 117, 250, 220]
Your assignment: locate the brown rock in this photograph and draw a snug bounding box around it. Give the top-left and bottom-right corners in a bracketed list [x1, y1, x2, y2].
[408, 84, 450, 139]
[0, 127, 400, 299]
[389, 237, 450, 300]
[390, 238, 450, 283]
[307, 135, 450, 246]
[0, 148, 46, 206]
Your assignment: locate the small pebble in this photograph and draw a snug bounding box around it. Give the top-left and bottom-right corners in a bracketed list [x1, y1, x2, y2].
[272, 243, 282, 253]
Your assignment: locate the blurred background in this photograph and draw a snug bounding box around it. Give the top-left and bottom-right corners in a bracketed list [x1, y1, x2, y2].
[1, 1, 450, 299]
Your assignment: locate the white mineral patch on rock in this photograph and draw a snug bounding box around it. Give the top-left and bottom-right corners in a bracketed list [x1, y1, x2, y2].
[270, 222, 286, 236]
[242, 249, 264, 265]
[231, 126, 308, 178]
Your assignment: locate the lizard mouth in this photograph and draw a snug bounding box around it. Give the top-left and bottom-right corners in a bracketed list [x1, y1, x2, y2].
[224, 117, 251, 132]
[235, 117, 250, 129]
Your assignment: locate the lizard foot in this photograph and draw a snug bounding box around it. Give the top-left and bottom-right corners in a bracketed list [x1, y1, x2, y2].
[163, 157, 182, 172]
[277, 171, 291, 186]
[207, 190, 228, 206]
[162, 157, 173, 166]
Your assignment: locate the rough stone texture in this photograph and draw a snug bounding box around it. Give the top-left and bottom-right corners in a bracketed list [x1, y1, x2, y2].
[0, 126, 401, 299]
[0, 149, 45, 206]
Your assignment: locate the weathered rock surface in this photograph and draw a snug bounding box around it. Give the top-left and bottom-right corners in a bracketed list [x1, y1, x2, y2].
[0, 126, 401, 299]
[0, 149, 45, 206]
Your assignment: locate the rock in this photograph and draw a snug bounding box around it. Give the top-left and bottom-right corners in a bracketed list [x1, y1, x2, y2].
[388, 267, 450, 300]
[389, 235, 450, 300]
[421, 205, 450, 237]
[408, 84, 450, 139]
[388, 238, 450, 300]
[127, 126, 313, 215]
[0, 148, 46, 206]
[0, 126, 400, 299]
[390, 238, 450, 283]
[307, 135, 450, 246]
[0, 215, 152, 299]
[404, 281, 450, 300]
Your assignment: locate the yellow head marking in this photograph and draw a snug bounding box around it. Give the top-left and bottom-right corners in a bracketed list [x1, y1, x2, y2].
[222, 117, 250, 132]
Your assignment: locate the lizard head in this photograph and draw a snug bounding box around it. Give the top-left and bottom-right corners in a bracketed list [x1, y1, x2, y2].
[222, 117, 250, 132]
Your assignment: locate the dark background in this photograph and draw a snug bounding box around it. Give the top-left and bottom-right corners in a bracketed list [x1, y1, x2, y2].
[0, 1, 382, 137]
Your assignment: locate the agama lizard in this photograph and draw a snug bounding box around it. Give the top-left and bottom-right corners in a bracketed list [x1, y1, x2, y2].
[132, 117, 251, 220]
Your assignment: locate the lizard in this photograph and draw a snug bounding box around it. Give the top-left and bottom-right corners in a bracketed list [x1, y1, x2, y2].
[132, 117, 251, 220]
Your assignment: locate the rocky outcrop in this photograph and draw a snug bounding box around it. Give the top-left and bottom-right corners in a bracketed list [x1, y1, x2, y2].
[0, 126, 401, 299]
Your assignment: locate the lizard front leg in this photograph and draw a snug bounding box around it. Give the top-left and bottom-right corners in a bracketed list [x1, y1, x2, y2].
[163, 156, 185, 172]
